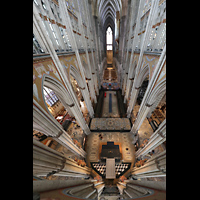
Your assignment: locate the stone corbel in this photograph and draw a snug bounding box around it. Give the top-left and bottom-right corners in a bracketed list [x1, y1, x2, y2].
[68, 103, 75, 107]
[135, 86, 141, 90]
[79, 87, 85, 90]
[145, 103, 153, 107]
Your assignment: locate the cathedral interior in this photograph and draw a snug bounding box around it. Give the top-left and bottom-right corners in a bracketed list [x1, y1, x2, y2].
[33, 0, 166, 199]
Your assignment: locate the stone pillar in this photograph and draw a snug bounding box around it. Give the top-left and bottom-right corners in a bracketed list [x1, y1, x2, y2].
[66, 183, 97, 199]
[117, 182, 126, 195]
[124, 179, 166, 191]
[93, 16, 101, 64]
[33, 103, 87, 158]
[132, 150, 166, 179]
[75, 8, 97, 104]
[33, 139, 90, 177]
[33, 178, 104, 199]
[94, 182, 105, 197]
[33, 23, 48, 53]
[118, 180, 155, 199]
[124, 0, 146, 102]
[130, 103, 151, 134]
[33, 179, 96, 193]
[86, 0, 100, 95]
[127, 86, 140, 118]
[126, 0, 160, 108]
[33, 2, 91, 134]
[127, 43, 166, 122]
[119, 15, 126, 62]
[58, 0, 94, 117]
[135, 119, 166, 159]
[43, 0, 66, 50]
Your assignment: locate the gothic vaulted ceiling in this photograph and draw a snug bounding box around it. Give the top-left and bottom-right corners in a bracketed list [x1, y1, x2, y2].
[93, 0, 122, 27]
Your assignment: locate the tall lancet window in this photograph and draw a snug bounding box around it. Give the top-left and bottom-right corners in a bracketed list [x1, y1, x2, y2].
[106, 27, 113, 50]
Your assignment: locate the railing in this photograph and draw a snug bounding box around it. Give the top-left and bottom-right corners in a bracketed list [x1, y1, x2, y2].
[33, 49, 96, 59]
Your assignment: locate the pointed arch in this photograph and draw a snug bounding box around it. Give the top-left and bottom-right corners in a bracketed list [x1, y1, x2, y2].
[128, 60, 137, 79]
[69, 65, 85, 89]
[82, 60, 91, 79]
[147, 78, 166, 106]
[135, 64, 150, 88]
[42, 74, 75, 117]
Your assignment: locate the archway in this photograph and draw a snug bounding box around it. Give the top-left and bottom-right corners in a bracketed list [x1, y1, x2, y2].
[131, 64, 150, 112]
[106, 26, 113, 65]
[41, 75, 87, 151]
[134, 78, 166, 155]
[146, 77, 166, 130]
[69, 65, 91, 122]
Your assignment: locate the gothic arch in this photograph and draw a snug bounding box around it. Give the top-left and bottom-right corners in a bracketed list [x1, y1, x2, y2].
[128, 60, 137, 79]
[69, 64, 92, 117]
[42, 74, 75, 117]
[69, 65, 85, 89]
[135, 64, 150, 88]
[147, 78, 166, 106]
[82, 60, 91, 79]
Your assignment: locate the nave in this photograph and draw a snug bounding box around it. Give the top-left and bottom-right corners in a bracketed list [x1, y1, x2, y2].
[33, 0, 166, 199]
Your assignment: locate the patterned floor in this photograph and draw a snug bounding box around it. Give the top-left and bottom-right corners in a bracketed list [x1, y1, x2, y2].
[86, 132, 135, 166]
[90, 118, 131, 131]
[102, 91, 120, 118]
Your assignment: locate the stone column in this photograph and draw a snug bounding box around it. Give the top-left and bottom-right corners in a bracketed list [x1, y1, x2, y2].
[65, 183, 97, 199]
[126, 0, 160, 110]
[75, 6, 97, 104]
[33, 23, 48, 53]
[86, 0, 100, 95]
[58, 0, 94, 117]
[127, 43, 166, 120]
[94, 182, 105, 198]
[132, 150, 166, 179]
[43, 0, 66, 50]
[117, 182, 126, 195]
[130, 103, 151, 135]
[124, 0, 146, 102]
[33, 2, 91, 134]
[33, 178, 103, 199]
[118, 179, 155, 199]
[93, 16, 101, 90]
[135, 119, 166, 159]
[43, 83, 90, 134]
[124, 179, 166, 191]
[33, 139, 90, 177]
[33, 179, 96, 193]
[33, 102, 87, 158]
[127, 86, 140, 118]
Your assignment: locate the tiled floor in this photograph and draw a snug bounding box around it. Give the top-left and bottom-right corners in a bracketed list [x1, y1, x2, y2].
[90, 118, 131, 131]
[102, 91, 120, 118]
[86, 132, 135, 167]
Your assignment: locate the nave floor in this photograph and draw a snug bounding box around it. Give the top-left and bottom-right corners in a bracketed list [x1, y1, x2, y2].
[102, 91, 120, 118]
[85, 131, 135, 170]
